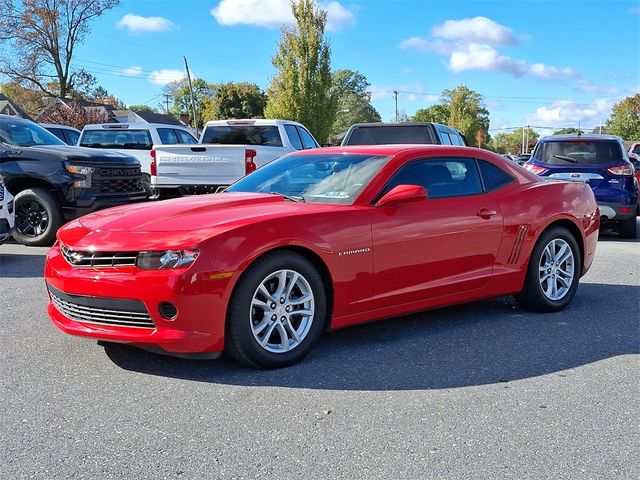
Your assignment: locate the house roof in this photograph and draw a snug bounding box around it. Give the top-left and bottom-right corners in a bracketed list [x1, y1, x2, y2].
[132, 110, 184, 126]
[0, 93, 34, 120]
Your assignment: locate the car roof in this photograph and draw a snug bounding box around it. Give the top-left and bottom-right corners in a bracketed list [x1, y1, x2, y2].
[539, 134, 622, 142]
[203, 119, 306, 127]
[82, 122, 192, 130]
[39, 123, 81, 132]
[290, 144, 479, 157]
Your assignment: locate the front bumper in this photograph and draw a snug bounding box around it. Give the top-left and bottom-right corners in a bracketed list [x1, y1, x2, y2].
[62, 192, 147, 221]
[44, 244, 231, 355]
[597, 202, 637, 221]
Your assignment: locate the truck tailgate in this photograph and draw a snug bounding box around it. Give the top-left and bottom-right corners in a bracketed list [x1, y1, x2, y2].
[152, 145, 246, 187]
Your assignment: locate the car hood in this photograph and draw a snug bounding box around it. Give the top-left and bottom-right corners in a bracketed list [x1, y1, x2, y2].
[58, 193, 337, 250]
[28, 144, 140, 166]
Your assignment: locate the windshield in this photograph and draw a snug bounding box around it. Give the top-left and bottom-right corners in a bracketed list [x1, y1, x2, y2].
[227, 153, 391, 205]
[80, 129, 153, 149]
[533, 139, 624, 165]
[345, 126, 434, 145]
[0, 117, 65, 146]
[202, 125, 283, 146]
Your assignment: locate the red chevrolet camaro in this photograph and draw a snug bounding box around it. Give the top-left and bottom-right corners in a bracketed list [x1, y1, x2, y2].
[45, 145, 600, 368]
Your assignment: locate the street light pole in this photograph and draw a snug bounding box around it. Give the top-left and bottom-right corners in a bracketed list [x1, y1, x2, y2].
[393, 90, 399, 122]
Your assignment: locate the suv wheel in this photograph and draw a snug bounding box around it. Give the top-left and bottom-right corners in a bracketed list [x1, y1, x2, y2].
[12, 188, 63, 246]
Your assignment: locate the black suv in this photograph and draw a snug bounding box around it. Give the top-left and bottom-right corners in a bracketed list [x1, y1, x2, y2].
[341, 122, 468, 146]
[0, 115, 146, 245]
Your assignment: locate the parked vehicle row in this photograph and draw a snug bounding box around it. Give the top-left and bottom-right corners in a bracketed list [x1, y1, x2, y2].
[0, 115, 146, 245]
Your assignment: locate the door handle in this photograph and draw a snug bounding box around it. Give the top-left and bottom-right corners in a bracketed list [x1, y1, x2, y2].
[476, 208, 498, 219]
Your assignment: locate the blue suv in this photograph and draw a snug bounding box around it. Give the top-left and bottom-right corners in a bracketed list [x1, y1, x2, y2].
[525, 134, 638, 238]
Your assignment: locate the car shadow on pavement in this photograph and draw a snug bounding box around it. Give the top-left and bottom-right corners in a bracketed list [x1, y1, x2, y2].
[0, 253, 46, 278]
[103, 282, 640, 391]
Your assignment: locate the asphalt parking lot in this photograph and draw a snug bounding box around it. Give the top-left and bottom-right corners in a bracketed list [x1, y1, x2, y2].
[1, 226, 638, 480]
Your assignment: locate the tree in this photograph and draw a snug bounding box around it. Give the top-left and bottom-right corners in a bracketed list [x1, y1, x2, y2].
[330, 69, 380, 137]
[265, 0, 336, 143]
[488, 128, 538, 154]
[0, 81, 49, 116]
[0, 0, 120, 98]
[443, 86, 490, 146]
[553, 128, 584, 135]
[36, 100, 110, 130]
[127, 104, 157, 113]
[412, 104, 450, 124]
[606, 94, 640, 140]
[202, 82, 267, 121]
[164, 78, 216, 128]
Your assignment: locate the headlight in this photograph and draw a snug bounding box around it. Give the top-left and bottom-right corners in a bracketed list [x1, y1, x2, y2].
[136, 250, 200, 270]
[65, 162, 95, 189]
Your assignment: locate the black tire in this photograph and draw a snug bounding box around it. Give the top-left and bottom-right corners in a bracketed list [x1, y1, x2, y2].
[515, 226, 581, 313]
[618, 214, 637, 239]
[225, 251, 327, 369]
[12, 188, 63, 246]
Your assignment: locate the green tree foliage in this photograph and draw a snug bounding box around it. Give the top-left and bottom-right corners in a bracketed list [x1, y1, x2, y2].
[127, 104, 156, 113]
[330, 69, 380, 137]
[444, 86, 490, 146]
[265, 0, 336, 143]
[0, 81, 49, 116]
[488, 128, 538, 154]
[202, 82, 267, 121]
[553, 128, 584, 135]
[606, 94, 640, 140]
[164, 78, 216, 128]
[0, 0, 120, 98]
[412, 104, 450, 124]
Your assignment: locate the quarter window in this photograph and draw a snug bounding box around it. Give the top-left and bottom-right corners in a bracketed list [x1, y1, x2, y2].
[157, 128, 179, 144]
[297, 126, 318, 149]
[284, 124, 303, 150]
[478, 160, 514, 191]
[176, 129, 197, 144]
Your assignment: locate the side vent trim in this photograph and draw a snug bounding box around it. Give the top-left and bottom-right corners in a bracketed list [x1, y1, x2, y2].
[507, 226, 529, 264]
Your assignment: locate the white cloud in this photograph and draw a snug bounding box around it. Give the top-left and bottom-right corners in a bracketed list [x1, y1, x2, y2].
[117, 14, 177, 33]
[527, 98, 614, 128]
[211, 0, 356, 31]
[576, 80, 620, 95]
[120, 66, 143, 77]
[432, 16, 517, 46]
[399, 37, 455, 55]
[149, 69, 185, 86]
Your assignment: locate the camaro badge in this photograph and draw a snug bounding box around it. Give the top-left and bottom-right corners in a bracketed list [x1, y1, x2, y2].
[338, 248, 371, 256]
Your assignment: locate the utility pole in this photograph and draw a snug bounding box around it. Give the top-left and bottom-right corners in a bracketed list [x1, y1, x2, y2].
[393, 90, 399, 122]
[163, 94, 171, 114]
[184, 56, 198, 134]
[525, 125, 530, 153]
[521, 118, 526, 154]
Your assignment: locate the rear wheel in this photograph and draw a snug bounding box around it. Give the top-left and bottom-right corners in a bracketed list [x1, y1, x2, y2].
[515, 226, 581, 312]
[618, 213, 637, 239]
[225, 252, 327, 369]
[12, 188, 62, 246]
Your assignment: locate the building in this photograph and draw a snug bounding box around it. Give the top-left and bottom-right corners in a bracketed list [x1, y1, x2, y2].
[0, 93, 34, 120]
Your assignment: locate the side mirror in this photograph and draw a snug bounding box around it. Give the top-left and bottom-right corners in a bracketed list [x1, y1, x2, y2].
[375, 184, 427, 208]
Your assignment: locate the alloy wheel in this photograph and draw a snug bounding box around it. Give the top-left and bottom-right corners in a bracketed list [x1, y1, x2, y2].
[249, 269, 315, 354]
[538, 238, 575, 301]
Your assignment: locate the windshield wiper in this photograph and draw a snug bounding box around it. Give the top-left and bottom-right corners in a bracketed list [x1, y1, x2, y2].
[270, 192, 305, 202]
[553, 154, 578, 164]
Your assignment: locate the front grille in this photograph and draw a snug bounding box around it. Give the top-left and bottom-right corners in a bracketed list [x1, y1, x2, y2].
[99, 167, 141, 177]
[93, 178, 143, 193]
[49, 285, 155, 329]
[61, 244, 138, 268]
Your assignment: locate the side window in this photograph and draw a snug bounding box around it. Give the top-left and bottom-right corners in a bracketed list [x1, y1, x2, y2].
[438, 129, 452, 145]
[48, 128, 63, 141]
[478, 160, 514, 191]
[284, 124, 303, 150]
[176, 129, 198, 144]
[157, 128, 179, 144]
[297, 126, 318, 149]
[65, 130, 80, 145]
[382, 158, 482, 199]
[450, 133, 464, 146]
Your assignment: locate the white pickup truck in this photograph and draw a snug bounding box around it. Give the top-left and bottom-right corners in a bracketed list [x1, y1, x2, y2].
[151, 119, 319, 196]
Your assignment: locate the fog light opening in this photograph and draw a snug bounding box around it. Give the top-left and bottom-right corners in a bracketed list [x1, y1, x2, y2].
[158, 302, 178, 320]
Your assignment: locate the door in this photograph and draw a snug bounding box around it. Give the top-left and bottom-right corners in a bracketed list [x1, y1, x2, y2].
[371, 157, 504, 307]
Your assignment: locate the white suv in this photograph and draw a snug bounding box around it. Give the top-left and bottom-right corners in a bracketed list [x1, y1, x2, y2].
[78, 122, 198, 181]
[0, 175, 14, 244]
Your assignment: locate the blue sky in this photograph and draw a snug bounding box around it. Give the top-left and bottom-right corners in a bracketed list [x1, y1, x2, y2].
[74, 0, 640, 135]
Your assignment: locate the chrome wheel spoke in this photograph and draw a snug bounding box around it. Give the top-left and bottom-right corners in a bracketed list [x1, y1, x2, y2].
[285, 272, 299, 299]
[253, 317, 273, 336]
[276, 323, 290, 351]
[258, 284, 277, 304]
[259, 321, 278, 346]
[288, 293, 312, 306]
[284, 319, 302, 343]
[538, 238, 575, 301]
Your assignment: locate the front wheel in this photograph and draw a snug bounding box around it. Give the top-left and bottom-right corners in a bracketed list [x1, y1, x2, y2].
[515, 226, 581, 312]
[225, 252, 327, 368]
[12, 188, 63, 246]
